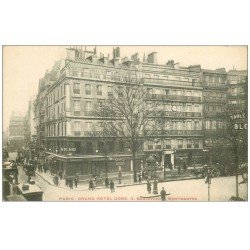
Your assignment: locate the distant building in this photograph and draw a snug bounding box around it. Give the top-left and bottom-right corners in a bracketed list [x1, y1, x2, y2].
[8, 112, 25, 151]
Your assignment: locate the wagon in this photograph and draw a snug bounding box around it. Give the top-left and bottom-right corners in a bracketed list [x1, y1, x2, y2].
[191, 164, 221, 178]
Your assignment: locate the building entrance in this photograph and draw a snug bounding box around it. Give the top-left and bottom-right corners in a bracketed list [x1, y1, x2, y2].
[164, 154, 171, 168]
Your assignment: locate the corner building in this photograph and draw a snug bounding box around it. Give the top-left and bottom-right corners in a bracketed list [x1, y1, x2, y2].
[45, 47, 142, 179]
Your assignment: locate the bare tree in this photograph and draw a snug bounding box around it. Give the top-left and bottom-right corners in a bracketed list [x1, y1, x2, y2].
[95, 80, 160, 182]
[92, 121, 115, 177]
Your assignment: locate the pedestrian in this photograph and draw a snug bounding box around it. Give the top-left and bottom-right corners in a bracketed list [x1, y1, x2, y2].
[59, 171, 63, 180]
[65, 177, 69, 187]
[74, 176, 78, 188]
[110, 180, 115, 193]
[105, 177, 109, 188]
[153, 179, 158, 194]
[138, 174, 142, 183]
[69, 178, 73, 189]
[169, 162, 173, 171]
[89, 179, 93, 191]
[183, 161, 187, 171]
[147, 180, 151, 194]
[178, 165, 181, 175]
[160, 187, 167, 201]
[53, 175, 59, 186]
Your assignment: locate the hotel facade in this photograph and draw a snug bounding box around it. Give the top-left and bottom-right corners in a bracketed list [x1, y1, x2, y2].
[32, 47, 247, 180]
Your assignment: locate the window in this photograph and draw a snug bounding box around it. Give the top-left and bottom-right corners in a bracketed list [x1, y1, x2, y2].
[74, 100, 81, 116]
[212, 121, 217, 130]
[194, 139, 199, 148]
[71, 67, 78, 77]
[107, 141, 114, 153]
[148, 141, 153, 150]
[86, 101, 92, 111]
[194, 121, 199, 130]
[98, 142, 105, 153]
[85, 122, 92, 131]
[178, 139, 183, 149]
[74, 121, 81, 136]
[73, 83, 80, 94]
[165, 139, 171, 149]
[194, 105, 199, 112]
[85, 84, 91, 95]
[97, 85, 102, 95]
[119, 141, 124, 153]
[187, 121, 191, 130]
[97, 101, 102, 109]
[118, 87, 123, 98]
[108, 86, 113, 97]
[186, 105, 192, 112]
[61, 85, 63, 97]
[187, 139, 192, 148]
[86, 142, 93, 154]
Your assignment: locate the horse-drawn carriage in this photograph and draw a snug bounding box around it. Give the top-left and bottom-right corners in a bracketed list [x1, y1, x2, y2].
[191, 163, 248, 180]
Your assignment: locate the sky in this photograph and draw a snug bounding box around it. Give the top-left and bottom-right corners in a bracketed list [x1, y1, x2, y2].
[2, 45, 247, 131]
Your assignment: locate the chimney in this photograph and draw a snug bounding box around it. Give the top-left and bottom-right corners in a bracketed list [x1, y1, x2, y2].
[188, 65, 201, 72]
[166, 59, 174, 67]
[114, 58, 120, 67]
[147, 52, 157, 64]
[122, 57, 132, 68]
[99, 55, 108, 65]
[113, 47, 121, 59]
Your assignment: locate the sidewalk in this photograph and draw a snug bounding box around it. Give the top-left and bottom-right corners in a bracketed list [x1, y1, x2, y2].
[35, 170, 196, 191]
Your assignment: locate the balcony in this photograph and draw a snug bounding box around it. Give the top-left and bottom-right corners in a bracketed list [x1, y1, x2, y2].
[203, 96, 227, 103]
[146, 130, 203, 136]
[146, 93, 201, 102]
[204, 111, 224, 118]
[143, 78, 202, 88]
[147, 110, 202, 118]
[203, 82, 228, 89]
[79, 73, 139, 83]
[83, 131, 117, 137]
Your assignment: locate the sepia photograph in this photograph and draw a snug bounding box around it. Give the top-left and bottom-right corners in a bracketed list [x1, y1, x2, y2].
[2, 45, 248, 202]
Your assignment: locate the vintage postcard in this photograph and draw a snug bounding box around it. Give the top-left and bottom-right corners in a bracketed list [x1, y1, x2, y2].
[2, 45, 248, 202]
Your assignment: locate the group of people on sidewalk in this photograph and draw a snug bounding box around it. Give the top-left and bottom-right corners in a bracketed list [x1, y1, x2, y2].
[65, 176, 78, 189]
[89, 176, 115, 193]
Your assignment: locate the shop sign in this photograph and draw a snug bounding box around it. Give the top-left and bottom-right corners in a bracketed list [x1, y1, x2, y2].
[234, 123, 247, 130]
[61, 147, 76, 152]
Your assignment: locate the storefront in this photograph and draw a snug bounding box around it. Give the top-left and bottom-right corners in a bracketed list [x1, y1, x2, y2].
[45, 153, 144, 179]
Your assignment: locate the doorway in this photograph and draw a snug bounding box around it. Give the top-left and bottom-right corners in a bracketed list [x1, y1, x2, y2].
[164, 154, 171, 168]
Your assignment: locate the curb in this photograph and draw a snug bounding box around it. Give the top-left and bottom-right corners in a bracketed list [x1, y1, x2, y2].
[116, 176, 197, 188]
[35, 171, 109, 191]
[35, 171, 198, 190]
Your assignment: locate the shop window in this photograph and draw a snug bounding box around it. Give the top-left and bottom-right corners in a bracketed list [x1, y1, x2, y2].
[86, 142, 93, 154]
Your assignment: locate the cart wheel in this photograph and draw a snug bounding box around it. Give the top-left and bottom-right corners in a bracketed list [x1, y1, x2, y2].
[211, 169, 220, 178]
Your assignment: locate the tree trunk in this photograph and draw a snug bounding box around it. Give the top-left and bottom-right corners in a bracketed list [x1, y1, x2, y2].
[105, 157, 108, 177]
[132, 151, 137, 182]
